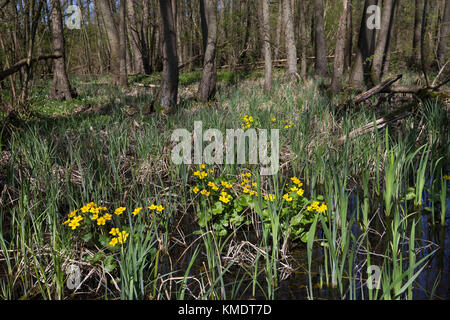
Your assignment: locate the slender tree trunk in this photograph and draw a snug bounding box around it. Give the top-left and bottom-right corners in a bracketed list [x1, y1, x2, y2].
[350, 0, 378, 87]
[437, 0, 450, 67]
[421, 0, 430, 87]
[50, 0, 74, 100]
[283, 0, 299, 78]
[299, 0, 307, 78]
[409, 0, 422, 68]
[314, 0, 327, 77]
[96, 0, 124, 85]
[261, 0, 272, 91]
[274, 1, 283, 60]
[126, 0, 145, 74]
[372, 0, 396, 84]
[158, 0, 178, 112]
[344, 0, 353, 70]
[332, 0, 349, 93]
[118, 0, 127, 86]
[198, 0, 217, 101]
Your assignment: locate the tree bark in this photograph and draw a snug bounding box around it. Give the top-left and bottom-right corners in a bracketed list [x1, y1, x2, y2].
[50, 0, 74, 100]
[298, 0, 307, 78]
[96, 0, 125, 86]
[118, 0, 127, 86]
[313, 0, 327, 77]
[344, 0, 353, 70]
[158, 0, 178, 112]
[126, 0, 145, 74]
[260, 0, 272, 92]
[283, 0, 299, 78]
[350, 0, 378, 87]
[437, 0, 450, 67]
[409, 0, 422, 68]
[332, 0, 349, 93]
[198, 0, 218, 101]
[372, 0, 396, 84]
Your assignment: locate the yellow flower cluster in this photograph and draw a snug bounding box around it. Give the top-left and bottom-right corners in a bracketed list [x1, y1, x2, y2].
[194, 170, 208, 179]
[444, 175, 450, 180]
[64, 215, 83, 230]
[284, 119, 295, 129]
[241, 115, 253, 130]
[240, 173, 258, 196]
[219, 191, 232, 204]
[208, 181, 219, 191]
[264, 194, 275, 202]
[221, 181, 233, 189]
[148, 204, 164, 212]
[109, 228, 130, 247]
[307, 201, 327, 213]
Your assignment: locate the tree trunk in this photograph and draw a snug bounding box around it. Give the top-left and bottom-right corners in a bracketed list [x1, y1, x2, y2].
[198, 0, 218, 101]
[158, 0, 178, 112]
[260, 0, 272, 92]
[283, 0, 299, 78]
[126, 0, 145, 74]
[274, 1, 283, 61]
[344, 0, 353, 70]
[118, 0, 127, 86]
[331, 0, 349, 93]
[409, 0, 422, 68]
[350, 0, 378, 87]
[96, 0, 125, 86]
[372, 0, 396, 84]
[437, 0, 450, 67]
[50, 0, 74, 100]
[314, 0, 327, 77]
[299, 0, 307, 78]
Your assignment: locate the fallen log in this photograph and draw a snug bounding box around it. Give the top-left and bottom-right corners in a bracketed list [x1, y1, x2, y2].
[336, 100, 417, 145]
[0, 54, 62, 82]
[351, 74, 403, 105]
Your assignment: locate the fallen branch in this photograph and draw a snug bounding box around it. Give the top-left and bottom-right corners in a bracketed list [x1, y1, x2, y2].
[336, 101, 417, 145]
[351, 74, 403, 104]
[0, 54, 62, 82]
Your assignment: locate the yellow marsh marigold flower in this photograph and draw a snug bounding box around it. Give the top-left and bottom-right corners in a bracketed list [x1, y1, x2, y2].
[192, 186, 199, 194]
[291, 177, 302, 186]
[243, 188, 250, 194]
[200, 164, 206, 169]
[148, 204, 157, 210]
[219, 192, 232, 204]
[297, 189, 305, 197]
[68, 215, 83, 230]
[68, 209, 78, 218]
[317, 203, 328, 213]
[221, 181, 232, 189]
[117, 231, 129, 244]
[272, 117, 277, 122]
[444, 175, 450, 180]
[283, 193, 293, 202]
[208, 181, 219, 191]
[109, 228, 119, 236]
[193, 171, 208, 179]
[90, 207, 100, 214]
[290, 186, 299, 192]
[103, 213, 112, 221]
[114, 207, 126, 216]
[249, 190, 257, 196]
[132, 207, 142, 216]
[109, 237, 118, 247]
[200, 189, 210, 197]
[156, 205, 164, 212]
[91, 213, 99, 220]
[97, 217, 106, 226]
[264, 194, 275, 202]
